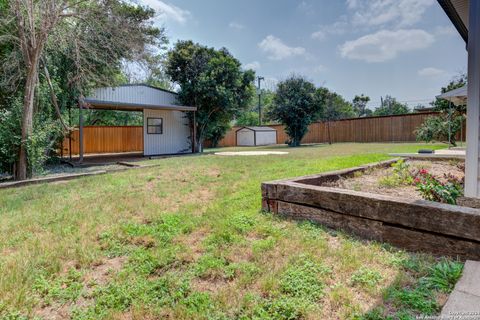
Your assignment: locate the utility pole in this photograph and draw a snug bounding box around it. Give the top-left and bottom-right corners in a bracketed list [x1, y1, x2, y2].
[257, 76, 264, 125]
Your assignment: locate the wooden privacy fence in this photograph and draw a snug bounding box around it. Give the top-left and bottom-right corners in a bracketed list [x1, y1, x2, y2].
[212, 112, 448, 147]
[62, 126, 143, 155]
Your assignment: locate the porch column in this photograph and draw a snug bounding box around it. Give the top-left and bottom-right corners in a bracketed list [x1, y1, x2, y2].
[465, 0, 480, 197]
[78, 100, 84, 163]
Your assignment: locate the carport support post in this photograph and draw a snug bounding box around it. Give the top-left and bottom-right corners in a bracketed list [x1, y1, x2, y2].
[192, 111, 197, 153]
[465, 0, 480, 197]
[78, 100, 84, 163]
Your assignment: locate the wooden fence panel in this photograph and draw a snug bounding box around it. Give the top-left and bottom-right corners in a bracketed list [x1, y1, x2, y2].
[62, 126, 143, 155]
[61, 113, 453, 154]
[212, 112, 442, 147]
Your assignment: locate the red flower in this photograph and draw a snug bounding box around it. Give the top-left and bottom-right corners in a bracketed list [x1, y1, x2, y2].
[419, 169, 428, 175]
[414, 177, 421, 184]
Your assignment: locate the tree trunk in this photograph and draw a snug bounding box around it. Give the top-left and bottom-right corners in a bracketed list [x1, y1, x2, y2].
[16, 61, 39, 180]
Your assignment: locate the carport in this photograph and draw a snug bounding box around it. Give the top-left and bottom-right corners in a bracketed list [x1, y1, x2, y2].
[76, 84, 197, 162]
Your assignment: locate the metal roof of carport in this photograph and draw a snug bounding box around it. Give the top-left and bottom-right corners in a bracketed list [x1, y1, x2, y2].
[83, 84, 196, 111]
[83, 99, 197, 112]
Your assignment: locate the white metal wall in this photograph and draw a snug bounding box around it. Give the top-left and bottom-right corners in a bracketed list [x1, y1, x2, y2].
[236, 129, 255, 146]
[255, 131, 277, 145]
[143, 109, 191, 156]
[88, 85, 177, 106]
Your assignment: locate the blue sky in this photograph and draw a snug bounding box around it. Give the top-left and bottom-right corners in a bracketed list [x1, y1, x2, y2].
[137, 0, 467, 108]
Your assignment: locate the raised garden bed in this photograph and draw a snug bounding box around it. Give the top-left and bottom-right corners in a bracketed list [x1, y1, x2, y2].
[261, 159, 480, 260]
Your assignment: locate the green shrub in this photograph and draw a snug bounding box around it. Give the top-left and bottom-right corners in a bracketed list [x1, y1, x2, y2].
[0, 100, 63, 176]
[0, 102, 22, 174]
[415, 114, 464, 146]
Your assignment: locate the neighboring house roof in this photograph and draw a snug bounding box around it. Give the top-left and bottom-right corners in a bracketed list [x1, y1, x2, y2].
[436, 85, 468, 105]
[437, 0, 469, 42]
[236, 126, 277, 132]
[84, 84, 196, 112]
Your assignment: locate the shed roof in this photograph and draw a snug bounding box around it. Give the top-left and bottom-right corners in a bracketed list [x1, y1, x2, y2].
[84, 84, 196, 112]
[237, 126, 277, 132]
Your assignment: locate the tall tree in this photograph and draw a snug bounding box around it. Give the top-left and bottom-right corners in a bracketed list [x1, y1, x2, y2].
[316, 88, 356, 121]
[352, 94, 372, 117]
[269, 76, 323, 147]
[165, 40, 255, 151]
[1, 0, 164, 179]
[373, 95, 410, 116]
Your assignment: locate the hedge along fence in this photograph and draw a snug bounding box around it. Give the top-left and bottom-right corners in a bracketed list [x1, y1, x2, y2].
[208, 112, 465, 147]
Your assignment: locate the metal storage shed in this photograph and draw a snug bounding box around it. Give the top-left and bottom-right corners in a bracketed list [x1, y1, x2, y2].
[236, 126, 277, 146]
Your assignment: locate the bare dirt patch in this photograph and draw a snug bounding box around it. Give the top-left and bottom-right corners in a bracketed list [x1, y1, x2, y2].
[34, 256, 126, 319]
[174, 227, 210, 263]
[325, 159, 464, 200]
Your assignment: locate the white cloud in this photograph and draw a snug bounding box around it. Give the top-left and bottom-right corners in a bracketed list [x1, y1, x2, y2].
[349, 0, 434, 28]
[138, 0, 191, 24]
[229, 22, 245, 30]
[258, 35, 306, 60]
[418, 67, 447, 77]
[311, 17, 348, 40]
[340, 29, 435, 62]
[244, 61, 261, 70]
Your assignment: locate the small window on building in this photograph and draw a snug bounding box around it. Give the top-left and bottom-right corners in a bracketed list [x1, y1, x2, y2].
[147, 117, 163, 134]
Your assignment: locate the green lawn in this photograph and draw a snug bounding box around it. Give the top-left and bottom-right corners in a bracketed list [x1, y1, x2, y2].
[0, 143, 463, 319]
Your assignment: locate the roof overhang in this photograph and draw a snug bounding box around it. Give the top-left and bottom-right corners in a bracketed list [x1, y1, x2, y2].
[83, 99, 197, 112]
[437, 0, 469, 43]
[436, 84, 468, 105]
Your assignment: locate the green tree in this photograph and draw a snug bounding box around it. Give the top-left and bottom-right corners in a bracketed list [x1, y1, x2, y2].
[316, 88, 356, 121]
[165, 41, 255, 151]
[373, 96, 410, 116]
[0, 0, 166, 178]
[352, 94, 372, 117]
[236, 111, 260, 126]
[269, 76, 323, 147]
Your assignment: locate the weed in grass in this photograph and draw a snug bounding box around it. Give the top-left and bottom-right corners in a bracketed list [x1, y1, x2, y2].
[279, 255, 331, 301]
[350, 267, 383, 289]
[229, 214, 256, 234]
[387, 286, 439, 315]
[194, 254, 229, 280]
[33, 268, 84, 305]
[421, 259, 463, 293]
[252, 237, 276, 257]
[250, 296, 312, 320]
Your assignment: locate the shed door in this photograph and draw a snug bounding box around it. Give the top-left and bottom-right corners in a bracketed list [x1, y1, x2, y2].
[237, 129, 255, 146]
